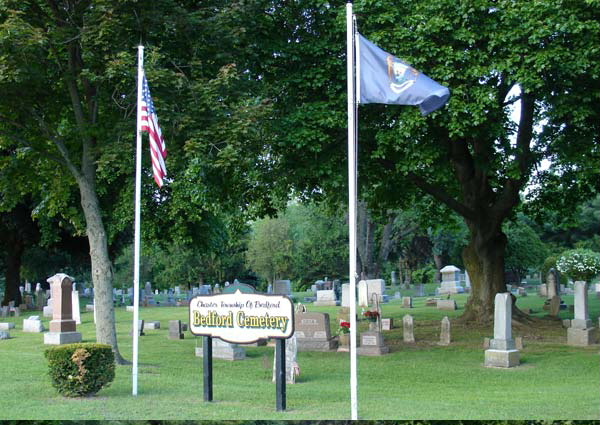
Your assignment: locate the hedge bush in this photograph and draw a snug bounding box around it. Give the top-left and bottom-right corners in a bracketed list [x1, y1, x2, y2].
[44, 343, 115, 397]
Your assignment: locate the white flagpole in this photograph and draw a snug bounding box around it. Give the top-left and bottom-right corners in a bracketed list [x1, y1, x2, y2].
[346, 1, 358, 420]
[132, 45, 144, 396]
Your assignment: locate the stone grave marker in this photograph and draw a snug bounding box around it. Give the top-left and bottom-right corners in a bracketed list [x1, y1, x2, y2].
[484, 293, 519, 367]
[439, 265, 464, 294]
[357, 280, 369, 307]
[341, 283, 350, 307]
[0, 306, 8, 318]
[196, 338, 246, 361]
[0, 330, 10, 339]
[549, 295, 561, 317]
[567, 281, 595, 346]
[439, 316, 451, 345]
[403, 314, 415, 343]
[365, 279, 385, 303]
[272, 334, 298, 383]
[168, 320, 184, 340]
[146, 321, 160, 330]
[43, 297, 53, 318]
[437, 299, 457, 310]
[0, 322, 15, 330]
[44, 274, 82, 345]
[381, 318, 393, 331]
[314, 289, 337, 306]
[546, 268, 559, 299]
[131, 320, 145, 336]
[294, 311, 337, 351]
[23, 316, 45, 333]
[71, 290, 81, 325]
[357, 331, 389, 356]
[273, 280, 292, 296]
[402, 297, 412, 308]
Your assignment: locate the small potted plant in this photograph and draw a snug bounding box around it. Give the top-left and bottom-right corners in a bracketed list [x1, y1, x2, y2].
[337, 321, 350, 346]
[363, 310, 379, 322]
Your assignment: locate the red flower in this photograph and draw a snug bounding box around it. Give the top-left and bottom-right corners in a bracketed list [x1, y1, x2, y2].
[340, 321, 350, 329]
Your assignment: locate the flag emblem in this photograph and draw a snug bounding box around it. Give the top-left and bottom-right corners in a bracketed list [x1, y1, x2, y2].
[387, 57, 418, 94]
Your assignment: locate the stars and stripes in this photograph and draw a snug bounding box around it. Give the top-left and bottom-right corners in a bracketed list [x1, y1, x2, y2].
[140, 73, 167, 187]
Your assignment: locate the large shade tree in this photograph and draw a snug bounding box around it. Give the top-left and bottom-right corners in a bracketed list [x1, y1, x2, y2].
[224, 0, 599, 322]
[0, 0, 277, 361]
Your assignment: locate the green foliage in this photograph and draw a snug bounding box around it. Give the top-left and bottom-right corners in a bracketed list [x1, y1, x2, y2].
[246, 215, 294, 284]
[557, 248, 600, 282]
[504, 217, 549, 277]
[44, 343, 115, 397]
[412, 264, 436, 284]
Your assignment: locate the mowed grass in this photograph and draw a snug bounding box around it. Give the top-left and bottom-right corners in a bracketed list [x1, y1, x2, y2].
[0, 291, 598, 420]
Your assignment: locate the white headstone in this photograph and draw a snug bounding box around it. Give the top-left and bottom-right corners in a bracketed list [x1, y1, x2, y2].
[403, 314, 415, 343]
[572, 281, 591, 329]
[357, 280, 369, 307]
[71, 290, 81, 325]
[365, 279, 385, 302]
[341, 284, 350, 307]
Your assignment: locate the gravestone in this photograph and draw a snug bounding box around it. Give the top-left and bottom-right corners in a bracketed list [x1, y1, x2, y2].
[484, 293, 519, 367]
[294, 312, 337, 351]
[131, 320, 145, 336]
[437, 299, 457, 310]
[314, 290, 337, 306]
[381, 318, 393, 331]
[43, 298, 53, 318]
[23, 316, 45, 333]
[357, 331, 389, 356]
[36, 290, 45, 311]
[567, 281, 595, 346]
[439, 316, 451, 345]
[273, 280, 292, 296]
[44, 274, 82, 345]
[546, 268, 559, 299]
[146, 321, 160, 330]
[71, 290, 81, 325]
[402, 297, 412, 308]
[415, 284, 425, 297]
[272, 334, 298, 383]
[341, 283, 350, 307]
[168, 320, 184, 340]
[196, 338, 246, 361]
[403, 314, 415, 343]
[0, 306, 8, 318]
[549, 295, 561, 317]
[357, 280, 369, 307]
[0, 330, 10, 339]
[439, 265, 464, 294]
[0, 322, 15, 330]
[365, 279, 385, 303]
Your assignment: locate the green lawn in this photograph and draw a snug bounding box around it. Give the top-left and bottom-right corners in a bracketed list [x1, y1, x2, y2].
[0, 291, 598, 420]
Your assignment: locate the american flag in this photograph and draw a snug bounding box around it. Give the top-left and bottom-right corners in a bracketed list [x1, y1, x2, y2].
[140, 73, 167, 187]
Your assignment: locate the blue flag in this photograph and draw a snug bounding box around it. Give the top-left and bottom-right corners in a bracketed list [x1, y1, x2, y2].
[357, 34, 450, 115]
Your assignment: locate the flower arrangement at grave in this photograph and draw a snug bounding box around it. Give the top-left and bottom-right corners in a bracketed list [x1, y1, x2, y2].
[363, 310, 379, 322]
[556, 249, 600, 282]
[337, 321, 350, 335]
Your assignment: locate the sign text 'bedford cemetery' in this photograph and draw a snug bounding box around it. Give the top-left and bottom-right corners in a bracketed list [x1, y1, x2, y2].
[189, 290, 294, 344]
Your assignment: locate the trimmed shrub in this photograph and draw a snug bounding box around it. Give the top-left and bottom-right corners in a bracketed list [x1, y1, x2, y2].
[44, 343, 115, 397]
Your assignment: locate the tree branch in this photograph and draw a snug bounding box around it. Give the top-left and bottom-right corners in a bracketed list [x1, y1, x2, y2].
[407, 172, 477, 221]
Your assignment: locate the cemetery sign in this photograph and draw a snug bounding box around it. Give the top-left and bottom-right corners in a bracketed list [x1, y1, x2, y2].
[189, 289, 294, 344]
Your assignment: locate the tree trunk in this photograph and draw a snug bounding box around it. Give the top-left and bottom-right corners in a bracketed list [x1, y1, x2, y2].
[461, 223, 508, 323]
[77, 175, 127, 364]
[433, 253, 443, 283]
[2, 239, 24, 306]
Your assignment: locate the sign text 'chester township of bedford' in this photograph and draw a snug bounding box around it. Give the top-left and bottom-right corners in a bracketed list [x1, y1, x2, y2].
[189, 290, 294, 343]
